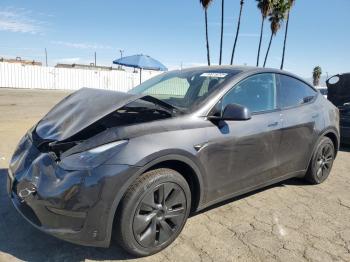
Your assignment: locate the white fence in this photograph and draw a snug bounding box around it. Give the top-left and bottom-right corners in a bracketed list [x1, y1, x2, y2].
[0, 62, 161, 92]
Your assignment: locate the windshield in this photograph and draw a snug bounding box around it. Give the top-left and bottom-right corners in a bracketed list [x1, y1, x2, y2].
[129, 69, 240, 111]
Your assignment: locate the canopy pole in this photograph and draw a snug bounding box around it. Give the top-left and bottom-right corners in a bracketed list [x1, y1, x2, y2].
[140, 68, 142, 84]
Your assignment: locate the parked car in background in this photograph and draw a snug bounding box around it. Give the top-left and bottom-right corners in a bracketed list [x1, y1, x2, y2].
[327, 73, 350, 145]
[316, 86, 328, 98]
[8, 67, 340, 256]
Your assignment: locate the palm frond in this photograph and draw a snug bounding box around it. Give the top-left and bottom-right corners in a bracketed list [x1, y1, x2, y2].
[313, 66, 322, 77]
[268, 0, 289, 34]
[256, 0, 274, 18]
[288, 0, 296, 7]
[200, 0, 214, 9]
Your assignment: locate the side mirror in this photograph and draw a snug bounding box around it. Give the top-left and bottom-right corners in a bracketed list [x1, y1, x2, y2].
[208, 103, 251, 121]
[222, 103, 251, 121]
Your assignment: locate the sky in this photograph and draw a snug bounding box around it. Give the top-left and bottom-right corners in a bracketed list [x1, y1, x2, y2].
[0, 0, 349, 79]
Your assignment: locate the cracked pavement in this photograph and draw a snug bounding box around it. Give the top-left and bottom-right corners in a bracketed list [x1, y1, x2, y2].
[0, 88, 350, 262]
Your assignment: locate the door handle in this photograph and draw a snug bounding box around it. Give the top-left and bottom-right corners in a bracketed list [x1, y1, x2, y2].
[268, 121, 279, 127]
[312, 113, 319, 119]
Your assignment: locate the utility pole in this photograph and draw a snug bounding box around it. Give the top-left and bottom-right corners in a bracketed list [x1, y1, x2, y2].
[45, 48, 48, 66]
[118, 49, 124, 70]
[94, 52, 97, 66]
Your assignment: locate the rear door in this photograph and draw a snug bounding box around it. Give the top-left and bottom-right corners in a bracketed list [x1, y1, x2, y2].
[277, 74, 320, 175]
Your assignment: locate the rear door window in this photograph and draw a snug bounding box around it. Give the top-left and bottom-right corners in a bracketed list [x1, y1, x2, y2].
[278, 74, 317, 109]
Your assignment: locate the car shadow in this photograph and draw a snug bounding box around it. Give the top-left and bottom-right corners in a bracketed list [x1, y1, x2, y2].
[0, 167, 312, 261]
[0, 168, 133, 262]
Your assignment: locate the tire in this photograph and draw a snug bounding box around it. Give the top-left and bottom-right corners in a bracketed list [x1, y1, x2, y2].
[305, 136, 335, 184]
[115, 168, 191, 257]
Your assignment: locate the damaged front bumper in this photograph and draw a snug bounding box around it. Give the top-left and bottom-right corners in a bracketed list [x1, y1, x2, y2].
[8, 133, 140, 247]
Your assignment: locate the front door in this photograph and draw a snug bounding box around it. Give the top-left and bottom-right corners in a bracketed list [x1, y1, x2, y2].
[201, 73, 283, 204]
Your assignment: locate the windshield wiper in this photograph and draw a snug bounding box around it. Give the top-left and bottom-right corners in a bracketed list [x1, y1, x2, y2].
[141, 96, 183, 115]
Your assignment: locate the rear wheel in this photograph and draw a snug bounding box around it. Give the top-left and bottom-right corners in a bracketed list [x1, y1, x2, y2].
[115, 168, 191, 257]
[305, 137, 335, 184]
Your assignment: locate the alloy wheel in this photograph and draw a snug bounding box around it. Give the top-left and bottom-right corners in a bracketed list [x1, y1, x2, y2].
[132, 182, 187, 248]
[315, 143, 334, 179]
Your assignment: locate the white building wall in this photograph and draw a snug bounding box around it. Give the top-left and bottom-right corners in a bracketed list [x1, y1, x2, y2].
[0, 62, 161, 92]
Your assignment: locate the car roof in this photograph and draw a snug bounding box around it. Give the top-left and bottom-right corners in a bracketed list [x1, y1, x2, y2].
[178, 65, 305, 81]
[179, 65, 286, 74]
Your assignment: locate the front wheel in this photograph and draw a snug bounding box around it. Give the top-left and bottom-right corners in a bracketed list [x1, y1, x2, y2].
[305, 136, 335, 184]
[115, 168, 191, 257]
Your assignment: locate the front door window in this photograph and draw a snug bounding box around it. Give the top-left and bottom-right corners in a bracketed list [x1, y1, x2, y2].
[222, 73, 277, 114]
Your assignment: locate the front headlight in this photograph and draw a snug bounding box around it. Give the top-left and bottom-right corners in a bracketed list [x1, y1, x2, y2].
[59, 140, 128, 171]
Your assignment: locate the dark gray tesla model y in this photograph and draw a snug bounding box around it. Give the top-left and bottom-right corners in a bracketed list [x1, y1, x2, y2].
[8, 67, 339, 256]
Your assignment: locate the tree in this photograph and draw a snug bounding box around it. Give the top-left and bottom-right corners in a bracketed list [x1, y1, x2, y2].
[230, 0, 245, 65]
[263, 0, 288, 67]
[219, 0, 225, 65]
[200, 0, 214, 66]
[256, 0, 274, 67]
[280, 0, 296, 70]
[313, 66, 322, 86]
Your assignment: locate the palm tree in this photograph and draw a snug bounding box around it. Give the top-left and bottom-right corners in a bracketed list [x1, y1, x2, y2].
[280, 0, 296, 70]
[263, 0, 288, 67]
[230, 0, 245, 65]
[200, 0, 214, 66]
[219, 0, 225, 65]
[313, 66, 322, 86]
[256, 0, 274, 67]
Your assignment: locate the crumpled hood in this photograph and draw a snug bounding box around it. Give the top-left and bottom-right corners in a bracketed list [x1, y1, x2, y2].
[36, 88, 144, 141]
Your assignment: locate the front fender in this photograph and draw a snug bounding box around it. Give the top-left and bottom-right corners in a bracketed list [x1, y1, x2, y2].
[104, 151, 207, 247]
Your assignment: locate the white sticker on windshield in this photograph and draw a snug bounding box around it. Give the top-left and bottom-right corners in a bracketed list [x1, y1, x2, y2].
[200, 73, 228, 78]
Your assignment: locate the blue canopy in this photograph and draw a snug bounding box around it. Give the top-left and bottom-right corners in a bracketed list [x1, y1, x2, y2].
[113, 54, 167, 71]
